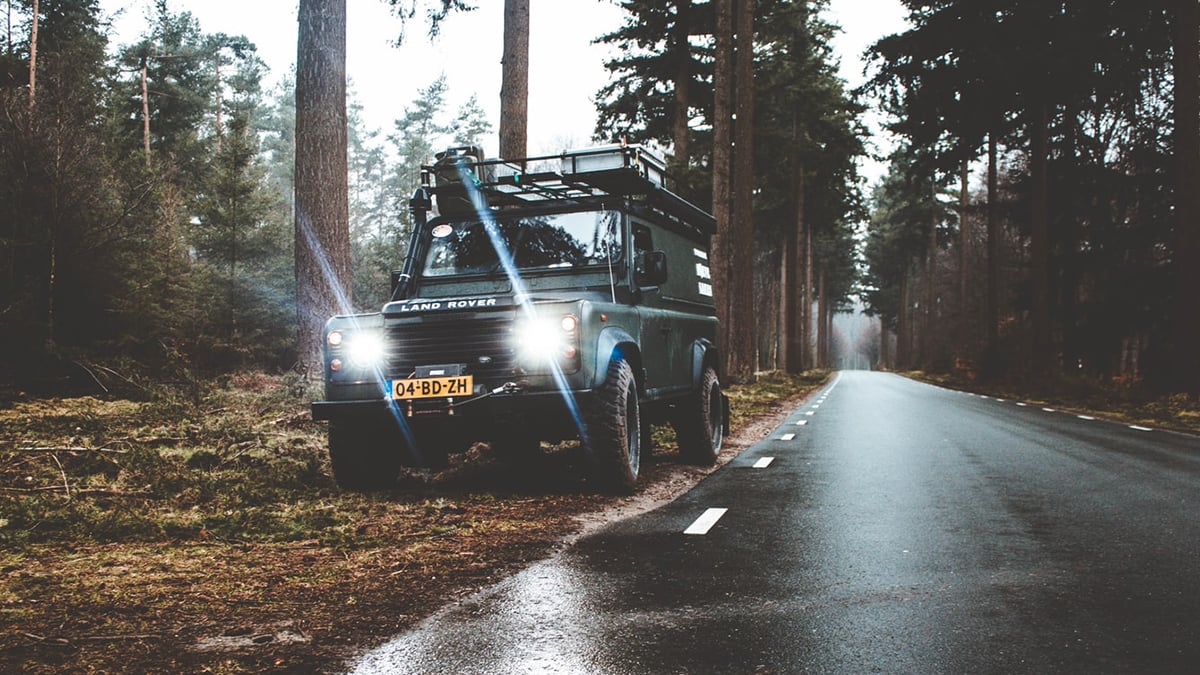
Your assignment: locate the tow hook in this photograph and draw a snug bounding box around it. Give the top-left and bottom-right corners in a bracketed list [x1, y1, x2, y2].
[494, 382, 522, 395]
[454, 382, 523, 410]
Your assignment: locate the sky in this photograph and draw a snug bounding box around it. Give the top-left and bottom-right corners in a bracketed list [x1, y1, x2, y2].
[99, 0, 908, 184]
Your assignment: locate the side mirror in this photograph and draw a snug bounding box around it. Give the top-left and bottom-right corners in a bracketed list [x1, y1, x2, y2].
[636, 251, 668, 288]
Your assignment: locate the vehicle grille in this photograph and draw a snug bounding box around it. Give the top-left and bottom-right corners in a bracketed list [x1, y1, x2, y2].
[384, 316, 517, 383]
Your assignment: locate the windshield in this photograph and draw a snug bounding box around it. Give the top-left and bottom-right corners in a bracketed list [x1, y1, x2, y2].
[423, 210, 623, 277]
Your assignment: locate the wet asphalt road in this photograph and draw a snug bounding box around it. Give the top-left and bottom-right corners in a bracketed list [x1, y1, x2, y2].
[349, 371, 1200, 674]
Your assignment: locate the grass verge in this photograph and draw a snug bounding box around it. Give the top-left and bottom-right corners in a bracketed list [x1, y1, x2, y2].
[903, 370, 1200, 434]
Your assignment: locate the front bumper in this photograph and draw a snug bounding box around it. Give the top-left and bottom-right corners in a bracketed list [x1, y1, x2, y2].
[311, 388, 595, 440]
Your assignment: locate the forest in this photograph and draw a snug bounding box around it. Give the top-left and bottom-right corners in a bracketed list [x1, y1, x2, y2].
[1, 0, 1197, 399]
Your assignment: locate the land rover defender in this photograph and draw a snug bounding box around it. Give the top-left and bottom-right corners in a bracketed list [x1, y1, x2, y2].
[311, 145, 727, 492]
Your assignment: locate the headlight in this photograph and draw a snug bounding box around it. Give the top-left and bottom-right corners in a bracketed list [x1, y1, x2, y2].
[515, 315, 579, 365]
[345, 332, 386, 369]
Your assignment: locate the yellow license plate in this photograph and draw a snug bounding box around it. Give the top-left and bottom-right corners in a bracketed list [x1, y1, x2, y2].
[391, 375, 473, 400]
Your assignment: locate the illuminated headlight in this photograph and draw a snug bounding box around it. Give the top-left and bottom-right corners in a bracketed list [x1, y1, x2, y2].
[515, 315, 579, 365]
[345, 332, 386, 369]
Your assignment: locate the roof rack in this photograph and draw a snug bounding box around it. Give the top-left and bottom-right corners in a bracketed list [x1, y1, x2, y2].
[422, 145, 716, 234]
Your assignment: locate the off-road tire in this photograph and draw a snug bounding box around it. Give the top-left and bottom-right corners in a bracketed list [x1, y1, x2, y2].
[673, 366, 723, 465]
[586, 357, 641, 494]
[328, 419, 402, 491]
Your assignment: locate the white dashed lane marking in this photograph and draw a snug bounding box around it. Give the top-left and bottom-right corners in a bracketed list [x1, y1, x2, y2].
[684, 508, 728, 535]
[753, 457, 775, 469]
[779, 433, 796, 441]
[1078, 415, 1096, 421]
[1129, 425, 1153, 432]
[795, 420, 808, 426]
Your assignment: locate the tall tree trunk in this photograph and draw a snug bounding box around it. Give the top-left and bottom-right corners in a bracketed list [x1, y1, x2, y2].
[709, 0, 734, 380]
[827, 296, 834, 368]
[958, 160, 970, 366]
[880, 325, 890, 370]
[804, 223, 813, 369]
[1172, 0, 1200, 394]
[782, 148, 805, 373]
[897, 267, 910, 369]
[671, 0, 691, 162]
[1030, 103, 1052, 377]
[214, 54, 223, 154]
[756, 246, 778, 370]
[499, 0, 529, 158]
[141, 56, 151, 167]
[984, 132, 1001, 377]
[295, 0, 351, 376]
[27, 0, 36, 118]
[779, 239, 790, 370]
[816, 266, 827, 368]
[725, 0, 755, 382]
[923, 198, 937, 369]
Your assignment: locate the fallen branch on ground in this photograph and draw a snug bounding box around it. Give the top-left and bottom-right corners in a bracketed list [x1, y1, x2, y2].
[15, 446, 129, 455]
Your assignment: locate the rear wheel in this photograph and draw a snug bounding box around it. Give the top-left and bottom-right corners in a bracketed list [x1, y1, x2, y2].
[586, 358, 641, 494]
[328, 419, 402, 491]
[673, 366, 723, 465]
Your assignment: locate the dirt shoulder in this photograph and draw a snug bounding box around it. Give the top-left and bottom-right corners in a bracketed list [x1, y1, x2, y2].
[0, 372, 824, 674]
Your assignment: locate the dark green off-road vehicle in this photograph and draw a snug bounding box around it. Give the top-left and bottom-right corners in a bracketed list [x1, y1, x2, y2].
[311, 145, 727, 492]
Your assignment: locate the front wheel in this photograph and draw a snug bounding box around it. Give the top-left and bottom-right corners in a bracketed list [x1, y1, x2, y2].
[586, 357, 641, 494]
[673, 366, 724, 465]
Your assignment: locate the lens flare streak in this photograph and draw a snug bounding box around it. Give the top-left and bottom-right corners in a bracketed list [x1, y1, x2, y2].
[455, 161, 591, 447]
[298, 211, 424, 461]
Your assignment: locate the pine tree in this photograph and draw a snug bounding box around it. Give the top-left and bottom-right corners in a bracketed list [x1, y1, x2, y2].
[868, 0, 1177, 384]
[594, 0, 709, 169]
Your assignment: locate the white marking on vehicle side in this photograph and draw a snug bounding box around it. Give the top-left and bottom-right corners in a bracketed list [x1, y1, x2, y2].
[684, 508, 728, 535]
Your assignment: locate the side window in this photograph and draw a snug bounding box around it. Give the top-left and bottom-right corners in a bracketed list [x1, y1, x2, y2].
[633, 224, 653, 276]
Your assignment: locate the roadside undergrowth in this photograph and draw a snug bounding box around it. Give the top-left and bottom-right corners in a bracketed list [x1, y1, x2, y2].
[903, 370, 1200, 434]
